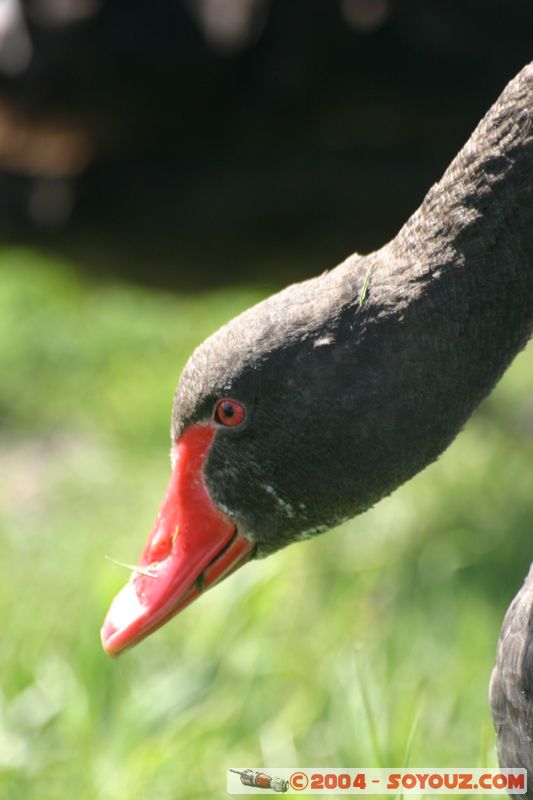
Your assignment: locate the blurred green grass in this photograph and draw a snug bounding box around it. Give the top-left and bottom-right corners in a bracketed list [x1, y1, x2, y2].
[0, 248, 532, 799]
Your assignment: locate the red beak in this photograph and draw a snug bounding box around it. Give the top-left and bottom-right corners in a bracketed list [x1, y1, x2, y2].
[101, 424, 254, 656]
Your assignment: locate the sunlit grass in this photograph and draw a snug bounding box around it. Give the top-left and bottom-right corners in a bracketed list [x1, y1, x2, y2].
[0, 248, 532, 799]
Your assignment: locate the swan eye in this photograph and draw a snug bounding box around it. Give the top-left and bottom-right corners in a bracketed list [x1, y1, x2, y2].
[214, 398, 246, 427]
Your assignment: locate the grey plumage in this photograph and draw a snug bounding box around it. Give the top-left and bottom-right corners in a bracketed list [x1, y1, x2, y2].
[491, 566, 533, 797]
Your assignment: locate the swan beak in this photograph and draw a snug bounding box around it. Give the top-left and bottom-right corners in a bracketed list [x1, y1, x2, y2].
[100, 424, 254, 656]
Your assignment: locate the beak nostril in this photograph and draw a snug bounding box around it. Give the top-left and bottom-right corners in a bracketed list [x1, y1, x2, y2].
[171, 526, 180, 548]
[146, 525, 173, 561]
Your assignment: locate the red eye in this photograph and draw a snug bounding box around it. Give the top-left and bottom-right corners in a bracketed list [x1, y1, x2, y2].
[214, 398, 246, 427]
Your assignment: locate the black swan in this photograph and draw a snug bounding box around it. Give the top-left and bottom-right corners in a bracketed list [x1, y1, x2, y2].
[102, 61, 533, 783]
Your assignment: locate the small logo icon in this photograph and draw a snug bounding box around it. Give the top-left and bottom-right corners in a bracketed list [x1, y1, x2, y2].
[290, 771, 309, 791]
[229, 769, 289, 793]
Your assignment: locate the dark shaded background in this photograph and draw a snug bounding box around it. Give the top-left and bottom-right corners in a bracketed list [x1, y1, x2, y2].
[0, 0, 532, 288]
